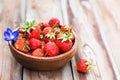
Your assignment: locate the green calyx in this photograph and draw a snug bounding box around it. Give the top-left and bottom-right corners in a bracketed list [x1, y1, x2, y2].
[45, 31, 56, 39]
[64, 25, 72, 32]
[86, 60, 95, 70]
[24, 39, 30, 51]
[58, 31, 73, 42]
[20, 20, 38, 34]
[54, 27, 60, 33]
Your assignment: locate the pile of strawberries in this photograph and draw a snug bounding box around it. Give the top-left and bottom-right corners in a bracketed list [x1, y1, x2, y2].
[14, 18, 75, 57]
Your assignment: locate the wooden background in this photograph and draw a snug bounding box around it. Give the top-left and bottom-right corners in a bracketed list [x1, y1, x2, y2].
[0, 0, 120, 80]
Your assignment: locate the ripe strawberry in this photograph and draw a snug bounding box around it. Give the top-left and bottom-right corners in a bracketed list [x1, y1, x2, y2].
[56, 31, 74, 41]
[77, 59, 93, 73]
[14, 39, 29, 52]
[26, 52, 32, 55]
[54, 27, 60, 35]
[38, 23, 44, 30]
[44, 37, 56, 43]
[42, 22, 51, 28]
[44, 31, 56, 43]
[49, 18, 60, 27]
[56, 33, 61, 39]
[32, 48, 44, 57]
[56, 40, 73, 52]
[39, 22, 50, 30]
[61, 25, 71, 32]
[44, 42, 59, 57]
[42, 27, 52, 35]
[30, 27, 40, 39]
[29, 38, 42, 50]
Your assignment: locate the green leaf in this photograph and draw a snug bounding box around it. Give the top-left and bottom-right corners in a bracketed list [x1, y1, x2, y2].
[20, 20, 38, 33]
[24, 44, 30, 51]
[31, 20, 37, 27]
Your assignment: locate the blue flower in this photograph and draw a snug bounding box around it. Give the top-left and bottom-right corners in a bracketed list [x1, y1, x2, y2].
[4, 28, 19, 41]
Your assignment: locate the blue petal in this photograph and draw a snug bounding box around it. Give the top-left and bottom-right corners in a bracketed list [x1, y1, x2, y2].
[4, 37, 11, 41]
[6, 28, 13, 36]
[4, 31, 11, 41]
[7, 28, 12, 33]
[12, 30, 19, 41]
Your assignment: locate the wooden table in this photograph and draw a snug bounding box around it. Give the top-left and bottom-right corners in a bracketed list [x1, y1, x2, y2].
[0, 0, 120, 80]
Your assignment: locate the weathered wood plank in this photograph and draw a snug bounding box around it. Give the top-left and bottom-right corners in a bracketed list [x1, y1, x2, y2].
[62, 0, 120, 80]
[0, 0, 26, 80]
[91, 0, 120, 78]
[23, 0, 73, 80]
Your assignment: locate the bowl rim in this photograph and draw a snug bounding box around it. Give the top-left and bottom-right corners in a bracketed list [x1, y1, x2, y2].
[8, 30, 77, 61]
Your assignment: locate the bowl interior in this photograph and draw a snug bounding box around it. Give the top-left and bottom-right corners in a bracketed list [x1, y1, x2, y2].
[8, 30, 77, 61]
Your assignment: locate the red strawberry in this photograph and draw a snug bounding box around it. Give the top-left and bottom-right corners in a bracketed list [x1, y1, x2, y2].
[30, 27, 40, 39]
[42, 27, 52, 35]
[49, 18, 60, 27]
[14, 39, 29, 52]
[42, 22, 51, 28]
[29, 38, 42, 50]
[26, 52, 32, 55]
[38, 23, 44, 30]
[44, 37, 56, 43]
[39, 22, 50, 30]
[44, 31, 56, 43]
[61, 25, 71, 32]
[32, 48, 44, 57]
[54, 27, 60, 35]
[56, 40, 73, 52]
[56, 33, 61, 39]
[77, 59, 93, 73]
[44, 42, 59, 57]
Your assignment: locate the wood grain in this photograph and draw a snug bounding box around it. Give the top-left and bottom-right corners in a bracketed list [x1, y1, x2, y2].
[0, 0, 25, 80]
[0, 0, 120, 80]
[61, 0, 120, 80]
[23, 0, 73, 80]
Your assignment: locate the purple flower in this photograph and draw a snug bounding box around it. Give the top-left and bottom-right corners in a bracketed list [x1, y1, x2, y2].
[4, 28, 19, 41]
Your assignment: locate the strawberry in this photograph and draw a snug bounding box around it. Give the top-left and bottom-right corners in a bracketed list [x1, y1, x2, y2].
[56, 31, 74, 52]
[44, 31, 56, 43]
[44, 42, 59, 57]
[77, 59, 93, 73]
[42, 22, 51, 28]
[32, 48, 44, 57]
[14, 39, 29, 52]
[54, 27, 61, 35]
[56, 33, 61, 39]
[20, 20, 38, 34]
[61, 25, 71, 32]
[42, 27, 52, 35]
[56, 40, 73, 52]
[26, 52, 32, 55]
[19, 20, 40, 39]
[56, 31, 74, 41]
[39, 22, 51, 30]
[38, 23, 44, 30]
[49, 18, 60, 27]
[29, 38, 42, 50]
[44, 37, 56, 43]
[30, 27, 40, 39]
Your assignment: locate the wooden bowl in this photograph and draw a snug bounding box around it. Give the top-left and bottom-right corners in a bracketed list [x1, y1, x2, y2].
[8, 31, 77, 71]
